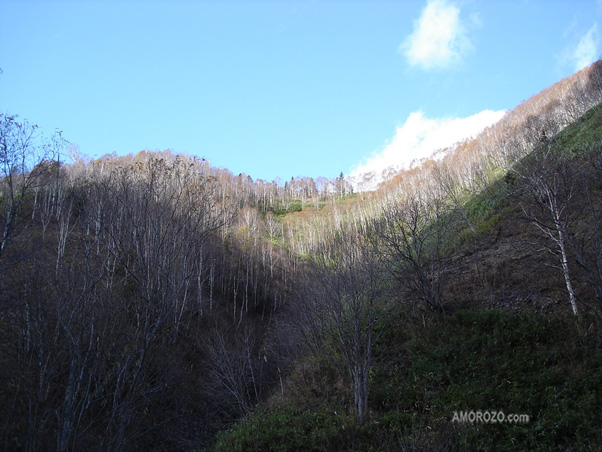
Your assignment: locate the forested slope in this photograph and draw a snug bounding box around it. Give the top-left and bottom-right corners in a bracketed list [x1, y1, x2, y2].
[1, 62, 602, 451]
[211, 82, 602, 452]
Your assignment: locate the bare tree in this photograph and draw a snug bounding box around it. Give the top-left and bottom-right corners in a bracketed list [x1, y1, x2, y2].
[432, 162, 477, 234]
[373, 193, 455, 314]
[203, 322, 268, 415]
[513, 147, 581, 317]
[555, 147, 602, 313]
[0, 114, 64, 261]
[303, 224, 384, 424]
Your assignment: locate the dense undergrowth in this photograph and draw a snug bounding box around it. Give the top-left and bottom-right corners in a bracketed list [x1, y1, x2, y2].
[210, 309, 602, 452]
[209, 105, 602, 451]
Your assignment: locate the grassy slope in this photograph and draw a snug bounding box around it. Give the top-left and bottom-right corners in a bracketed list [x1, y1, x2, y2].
[210, 309, 602, 452]
[208, 107, 602, 452]
[449, 104, 602, 314]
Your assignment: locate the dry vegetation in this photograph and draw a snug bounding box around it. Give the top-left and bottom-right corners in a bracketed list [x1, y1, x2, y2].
[1, 61, 602, 451]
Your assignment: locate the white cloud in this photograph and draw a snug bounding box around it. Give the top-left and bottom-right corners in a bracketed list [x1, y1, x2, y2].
[572, 24, 599, 71]
[349, 109, 506, 191]
[469, 12, 483, 28]
[400, 0, 473, 70]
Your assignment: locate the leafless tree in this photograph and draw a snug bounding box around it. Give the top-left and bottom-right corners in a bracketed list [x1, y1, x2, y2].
[558, 147, 602, 313]
[432, 162, 477, 234]
[512, 147, 580, 317]
[302, 224, 385, 424]
[373, 193, 455, 314]
[203, 322, 268, 415]
[0, 114, 64, 261]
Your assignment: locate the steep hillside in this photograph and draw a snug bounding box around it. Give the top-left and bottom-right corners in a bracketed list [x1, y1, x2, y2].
[1, 63, 602, 452]
[211, 310, 602, 452]
[445, 103, 602, 315]
[209, 105, 602, 451]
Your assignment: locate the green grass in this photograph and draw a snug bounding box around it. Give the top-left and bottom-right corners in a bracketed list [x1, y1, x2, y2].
[552, 104, 602, 158]
[445, 102, 602, 251]
[209, 308, 602, 451]
[211, 408, 364, 452]
[266, 199, 328, 220]
[385, 310, 602, 451]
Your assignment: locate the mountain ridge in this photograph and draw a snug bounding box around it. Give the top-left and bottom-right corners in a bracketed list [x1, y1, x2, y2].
[1, 61, 602, 451]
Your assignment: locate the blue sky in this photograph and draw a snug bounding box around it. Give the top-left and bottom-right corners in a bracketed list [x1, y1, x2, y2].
[1, 0, 601, 183]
